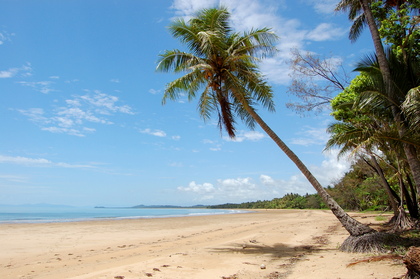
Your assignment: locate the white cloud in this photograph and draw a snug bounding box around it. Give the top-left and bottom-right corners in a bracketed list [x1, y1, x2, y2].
[80, 90, 134, 115]
[174, 148, 351, 204]
[259, 174, 312, 194]
[0, 63, 32, 79]
[170, 0, 217, 19]
[18, 91, 134, 136]
[224, 130, 265, 142]
[149, 88, 161, 95]
[259, 150, 351, 193]
[42, 126, 93, 137]
[0, 31, 14, 45]
[202, 139, 216, 144]
[110, 79, 120, 83]
[306, 23, 345, 42]
[172, 135, 181, 140]
[260, 174, 275, 185]
[218, 177, 256, 191]
[17, 81, 55, 94]
[305, 0, 339, 14]
[0, 155, 95, 169]
[311, 149, 352, 185]
[290, 125, 329, 146]
[0, 68, 19, 78]
[18, 108, 48, 123]
[203, 139, 222, 151]
[0, 174, 28, 183]
[140, 128, 167, 137]
[169, 161, 184, 167]
[178, 181, 215, 193]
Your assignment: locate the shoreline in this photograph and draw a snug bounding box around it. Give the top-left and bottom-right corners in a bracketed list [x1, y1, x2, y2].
[0, 207, 249, 225]
[1, 209, 405, 279]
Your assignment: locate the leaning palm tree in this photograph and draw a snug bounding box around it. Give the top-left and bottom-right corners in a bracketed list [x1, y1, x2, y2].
[156, 7, 385, 251]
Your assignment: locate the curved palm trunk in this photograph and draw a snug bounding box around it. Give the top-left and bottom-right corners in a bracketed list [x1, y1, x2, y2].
[239, 101, 375, 236]
[360, 0, 420, 197]
[369, 156, 400, 215]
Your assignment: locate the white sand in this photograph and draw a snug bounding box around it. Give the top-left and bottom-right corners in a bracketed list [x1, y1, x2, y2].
[0, 209, 406, 279]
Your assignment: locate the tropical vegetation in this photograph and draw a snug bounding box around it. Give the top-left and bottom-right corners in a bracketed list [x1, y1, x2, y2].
[157, 1, 419, 253]
[330, 0, 420, 233]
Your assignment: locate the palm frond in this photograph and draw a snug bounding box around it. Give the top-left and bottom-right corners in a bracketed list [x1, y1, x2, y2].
[156, 50, 202, 73]
[402, 86, 420, 131]
[162, 69, 205, 104]
[349, 14, 366, 42]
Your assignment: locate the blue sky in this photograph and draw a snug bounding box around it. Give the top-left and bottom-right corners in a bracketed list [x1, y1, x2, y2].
[0, 0, 373, 207]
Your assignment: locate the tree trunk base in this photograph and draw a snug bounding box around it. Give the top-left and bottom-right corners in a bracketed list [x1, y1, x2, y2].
[340, 232, 410, 253]
[403, 247, 420, 279]
[390, 208, 415, 232]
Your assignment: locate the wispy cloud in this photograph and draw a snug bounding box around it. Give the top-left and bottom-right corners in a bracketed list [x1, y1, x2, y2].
[305, 0, 339, 14]
[149, 88, 161, 95]
[18, 90, 134, 137]
[17, 80, 55, 94]
[224, 130, 266, 142]
[0, 174, 28, 183]
[306, 23, 345, 41]
[0, 155, 96, 169]
[140, 128, 167, 137]
[0, 31, 14, 45]
[202, 139, 222, 151]
[0, 63, 32, 79]
[290, 125, 329, 146]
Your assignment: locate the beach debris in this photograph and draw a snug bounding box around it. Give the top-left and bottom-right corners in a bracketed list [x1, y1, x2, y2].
[221, 274, 238, 279]
[347, 254, 403, 267]
[260, 264, 266, 269]
[161, 264, 170, 267]
[153, 268, 161, 271]
[114, 276, 124, 279]
[242, 244, 247, 249]
[249, 239, 257, 243]
[145, 273, 153, 277]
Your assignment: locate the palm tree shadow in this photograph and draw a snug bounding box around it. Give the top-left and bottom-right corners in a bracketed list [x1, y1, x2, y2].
[210, 242, 332, 259]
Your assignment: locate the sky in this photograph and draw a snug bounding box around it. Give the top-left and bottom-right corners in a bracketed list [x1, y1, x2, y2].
[0, 0, 374, 207]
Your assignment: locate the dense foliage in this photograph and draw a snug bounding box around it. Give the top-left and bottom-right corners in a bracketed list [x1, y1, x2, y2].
[209, 158, 393, 211]
[208, 193, 326, 210]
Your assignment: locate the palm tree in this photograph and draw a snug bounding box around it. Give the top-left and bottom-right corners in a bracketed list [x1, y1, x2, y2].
[336, 0, 420, 200]
[156, 7, 377, 246]
[327, 50, 420, 225]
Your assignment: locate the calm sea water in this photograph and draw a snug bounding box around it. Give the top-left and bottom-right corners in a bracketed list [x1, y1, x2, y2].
[0, 206, 246, 224]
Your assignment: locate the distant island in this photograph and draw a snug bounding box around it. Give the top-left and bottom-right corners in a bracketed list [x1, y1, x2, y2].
[94, 204, 208, 209]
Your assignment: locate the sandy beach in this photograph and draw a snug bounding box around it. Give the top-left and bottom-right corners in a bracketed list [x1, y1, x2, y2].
[0, 209, 406, 279]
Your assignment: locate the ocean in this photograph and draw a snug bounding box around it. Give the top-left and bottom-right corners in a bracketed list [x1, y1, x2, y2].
[0, 205, 246, 224]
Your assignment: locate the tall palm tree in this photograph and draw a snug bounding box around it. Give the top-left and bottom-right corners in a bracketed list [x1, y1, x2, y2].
[336, 0, 420, 199]
[156, 7, 375, 241]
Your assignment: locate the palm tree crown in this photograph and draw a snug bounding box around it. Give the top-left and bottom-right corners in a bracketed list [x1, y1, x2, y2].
[156, 7, 278, 138]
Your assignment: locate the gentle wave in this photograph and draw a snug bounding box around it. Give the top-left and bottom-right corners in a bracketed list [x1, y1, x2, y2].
[0, 206, 249, 224]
